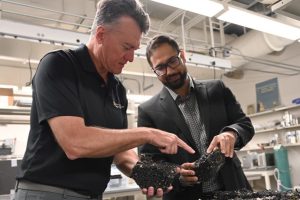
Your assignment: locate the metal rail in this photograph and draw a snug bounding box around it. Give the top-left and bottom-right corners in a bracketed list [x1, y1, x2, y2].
[1, 0, 93, 20]
[0, 0, 93, 30]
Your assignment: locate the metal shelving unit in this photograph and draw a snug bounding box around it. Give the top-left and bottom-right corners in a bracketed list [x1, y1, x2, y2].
[0, 106, 30, 115]
[248, 104, 300, 118]
[255, 124, 300, 134]
[249, 104, 300, 137]
[239, 143, 300, 152]
[0, 105, 135, 124]
[238, 104, 300, 153]
[0, 106, 31, 124]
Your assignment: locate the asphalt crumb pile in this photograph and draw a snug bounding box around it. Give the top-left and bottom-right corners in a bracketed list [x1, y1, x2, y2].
[194, 149, 226, 182]
[200, 189, 300, 200]
[131, 156, 179, 191]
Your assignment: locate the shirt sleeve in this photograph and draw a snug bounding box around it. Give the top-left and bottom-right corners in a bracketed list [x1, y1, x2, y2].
[33, 51, 83, 124]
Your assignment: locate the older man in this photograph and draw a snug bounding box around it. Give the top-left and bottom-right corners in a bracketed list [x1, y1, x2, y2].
[15, 2, 194, 200]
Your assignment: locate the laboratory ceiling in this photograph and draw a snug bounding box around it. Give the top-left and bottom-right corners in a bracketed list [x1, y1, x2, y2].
[1, 0, 300, 81]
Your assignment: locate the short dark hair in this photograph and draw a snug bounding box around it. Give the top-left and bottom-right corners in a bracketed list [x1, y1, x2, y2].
[91, 0, 150, 35]
[146, 35, 180, 67]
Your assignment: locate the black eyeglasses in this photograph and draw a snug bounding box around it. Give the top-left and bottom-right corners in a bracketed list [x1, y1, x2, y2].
[153, 55, 181, 76]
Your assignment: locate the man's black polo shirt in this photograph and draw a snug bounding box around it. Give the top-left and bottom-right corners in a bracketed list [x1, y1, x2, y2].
[17, 45, 128, 195]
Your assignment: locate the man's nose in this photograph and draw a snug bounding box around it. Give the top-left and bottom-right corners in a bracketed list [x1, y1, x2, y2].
[125, 50, 135, 62]
[166, 64, 176, 74]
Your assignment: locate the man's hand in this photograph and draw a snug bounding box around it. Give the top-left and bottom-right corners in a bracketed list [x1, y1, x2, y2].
[206, 131, 237, 157]
[141, 186, 172, 198]
[148, 128, 195, 155]
[179, 163, 198, 186]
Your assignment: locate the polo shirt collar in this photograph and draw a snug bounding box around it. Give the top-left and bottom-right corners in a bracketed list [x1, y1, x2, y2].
[74, 44, 117, 84]
[74, 44, 97, 73]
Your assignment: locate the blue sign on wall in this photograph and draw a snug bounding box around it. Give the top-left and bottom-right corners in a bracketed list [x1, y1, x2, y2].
[256, 78, 280, 112]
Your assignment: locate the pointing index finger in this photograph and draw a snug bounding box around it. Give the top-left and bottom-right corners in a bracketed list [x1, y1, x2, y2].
[177, 138, 195, 154]
[207, 136, 219, 153]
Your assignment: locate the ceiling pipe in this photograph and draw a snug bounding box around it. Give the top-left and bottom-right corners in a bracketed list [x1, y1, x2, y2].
[181, 11, 186, 51]
[259, 0, 279, 4]
[209, 17, 216, 57]
[1, 0, 94, 21]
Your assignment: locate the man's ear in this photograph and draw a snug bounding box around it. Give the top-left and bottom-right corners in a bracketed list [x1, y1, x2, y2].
[95, 26, 105, 44]
[179, 50, 186, 63]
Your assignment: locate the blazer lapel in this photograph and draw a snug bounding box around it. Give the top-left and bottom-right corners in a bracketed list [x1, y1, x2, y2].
[194, 81, 211, 146]
[159, 87, 198, 150]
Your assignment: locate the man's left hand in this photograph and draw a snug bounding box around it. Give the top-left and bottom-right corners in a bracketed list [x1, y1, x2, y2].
[206, 131, 237, 157]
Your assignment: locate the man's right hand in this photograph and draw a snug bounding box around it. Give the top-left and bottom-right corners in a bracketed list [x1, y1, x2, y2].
[147, 128, 195, 154]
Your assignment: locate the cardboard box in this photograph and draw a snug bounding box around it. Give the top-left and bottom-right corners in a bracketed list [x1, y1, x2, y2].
[0, 88, 14, 106]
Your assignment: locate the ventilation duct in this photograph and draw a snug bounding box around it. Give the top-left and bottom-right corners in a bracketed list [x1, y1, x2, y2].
[227, 30, 294, 68]
[259, 0, 278, 4]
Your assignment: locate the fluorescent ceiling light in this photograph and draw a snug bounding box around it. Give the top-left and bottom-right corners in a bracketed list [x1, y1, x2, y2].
[151, 0, 224, 17]
[185, 52, 231, 69]
[218, 5, 300, 41]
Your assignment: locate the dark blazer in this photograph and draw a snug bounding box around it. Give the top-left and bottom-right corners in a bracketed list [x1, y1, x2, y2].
[138, 79, 254, 200]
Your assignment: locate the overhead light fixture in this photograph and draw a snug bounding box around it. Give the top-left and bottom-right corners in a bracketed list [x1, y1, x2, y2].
[152, 0, 300, 41]
[185, 52, 231, 69]
[150, 0, 224, 17]
[218, 5, 300, 41]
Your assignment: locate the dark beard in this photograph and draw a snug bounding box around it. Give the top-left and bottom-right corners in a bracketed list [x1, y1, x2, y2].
[164, 71, 187, 90]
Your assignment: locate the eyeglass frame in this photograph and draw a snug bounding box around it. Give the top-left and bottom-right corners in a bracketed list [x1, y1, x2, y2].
[152, 54, 182, 76]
